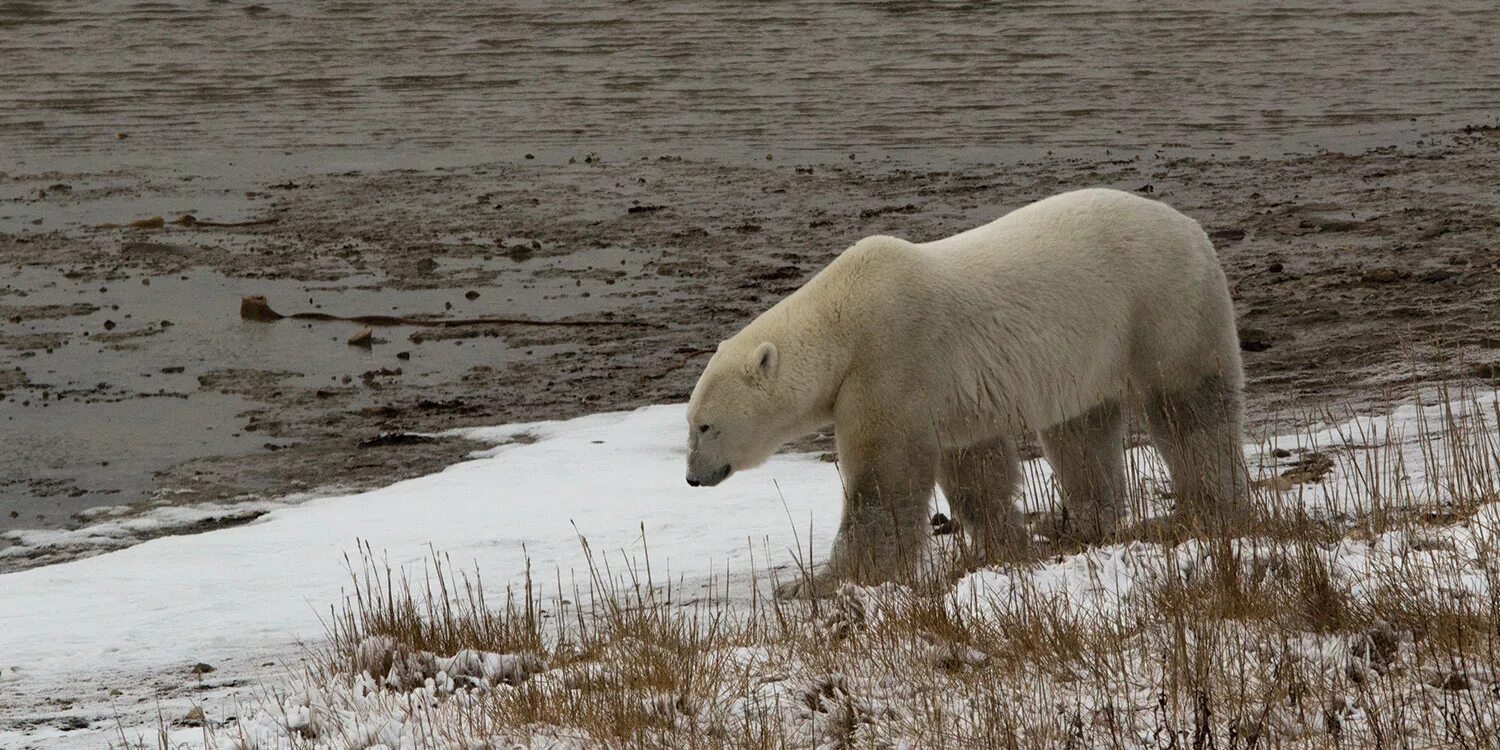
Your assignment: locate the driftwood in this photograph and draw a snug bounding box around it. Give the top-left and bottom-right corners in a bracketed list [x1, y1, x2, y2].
[239, 295, 661, 328]
[98, 214, 279, 229]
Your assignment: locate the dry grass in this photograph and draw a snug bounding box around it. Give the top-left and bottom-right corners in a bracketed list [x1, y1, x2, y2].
[211, 388, 1500, 749]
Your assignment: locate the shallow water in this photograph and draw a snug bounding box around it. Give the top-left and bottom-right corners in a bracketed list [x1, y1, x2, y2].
[1, 256, 671, 529]
[3, 0, 1498, 172]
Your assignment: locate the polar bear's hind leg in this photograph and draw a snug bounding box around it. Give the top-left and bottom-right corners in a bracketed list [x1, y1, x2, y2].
[938, 436, 1029, 561]
[1144, 374, 1248, 529]
[1040, 400, 1127, 543]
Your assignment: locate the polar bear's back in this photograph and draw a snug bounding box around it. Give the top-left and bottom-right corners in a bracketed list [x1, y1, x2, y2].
[921, 188, 1216, 285]
[907, 188, 1239, 425]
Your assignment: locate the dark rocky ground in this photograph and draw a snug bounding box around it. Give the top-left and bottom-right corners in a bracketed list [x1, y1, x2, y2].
[2, 126, 1498, 568]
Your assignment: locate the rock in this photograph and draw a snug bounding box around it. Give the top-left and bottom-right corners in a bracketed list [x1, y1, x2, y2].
[1279, 451, 1334, 484]
[358, 432, 436, 449]
[239, 295, 285, 322]
[930, 512, 956, 535]
[396, 351, 411, 360]
[127, 216, 165, 229]
[464, 290, 480, 300]
[1238, 327, 1273, 352]
[347, 327, 374, 347]
[102, 319, 116, 331]
[1359, 268, 1405, 284]
[181, 706, 206, 726]
[627, 204, 666, 214]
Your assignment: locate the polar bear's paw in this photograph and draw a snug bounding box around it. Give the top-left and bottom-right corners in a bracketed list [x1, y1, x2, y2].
[774, 569, 842, 600]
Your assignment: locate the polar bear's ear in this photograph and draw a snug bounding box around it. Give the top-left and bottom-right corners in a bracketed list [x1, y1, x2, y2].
[752, 342, 778, 380]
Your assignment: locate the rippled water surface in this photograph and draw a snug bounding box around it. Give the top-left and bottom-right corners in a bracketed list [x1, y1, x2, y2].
[3, 1, 1498, 168]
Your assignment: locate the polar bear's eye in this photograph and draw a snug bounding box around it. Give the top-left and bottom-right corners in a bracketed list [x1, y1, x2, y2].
[698, 424, 711, 433]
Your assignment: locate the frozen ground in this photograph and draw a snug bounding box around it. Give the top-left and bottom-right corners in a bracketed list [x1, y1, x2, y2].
[1, 396, 1495, 748]
[0, 405, 844, 748]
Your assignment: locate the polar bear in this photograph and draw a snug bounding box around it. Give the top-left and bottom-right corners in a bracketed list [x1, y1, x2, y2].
[685, 188, 1246, 596]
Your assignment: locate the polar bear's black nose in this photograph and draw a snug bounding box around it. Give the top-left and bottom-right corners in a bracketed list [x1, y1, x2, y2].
[686, 477, 701, 487]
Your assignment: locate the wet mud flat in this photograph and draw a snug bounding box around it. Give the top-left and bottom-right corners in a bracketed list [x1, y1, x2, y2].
[2, 126, 1499, 569]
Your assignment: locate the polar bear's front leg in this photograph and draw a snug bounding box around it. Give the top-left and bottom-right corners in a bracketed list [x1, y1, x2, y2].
[778, 428, 937, 599]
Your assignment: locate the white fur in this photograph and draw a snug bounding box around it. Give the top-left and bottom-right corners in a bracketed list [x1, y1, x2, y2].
[686, 188, 1246, 596]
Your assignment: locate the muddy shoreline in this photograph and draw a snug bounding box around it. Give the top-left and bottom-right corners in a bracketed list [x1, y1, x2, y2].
[3, 126, 1499, 569]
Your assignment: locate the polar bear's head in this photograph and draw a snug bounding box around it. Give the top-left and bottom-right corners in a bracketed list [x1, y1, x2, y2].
[684, 339, 785, 487]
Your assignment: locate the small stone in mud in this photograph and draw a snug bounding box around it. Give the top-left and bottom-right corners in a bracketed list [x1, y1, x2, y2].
[464, 290, 480, 300]
[358, 432, 436, 449]
[628, 204, 666, 214]
[1238, 327, 1273, 352]
[930, 512, 956, 535]
[347, 327, 375, 347]
[1360, 268, 1405, 284]
[102, 320, 116, 331]
[396, 351, 411, 360]
[57, 716, 89, 731]
[160, 366, 185, 374]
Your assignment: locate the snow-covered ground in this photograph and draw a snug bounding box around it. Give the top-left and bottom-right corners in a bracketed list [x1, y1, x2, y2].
[0, 405, 846, 748]
[1, 397, 1494, 748]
